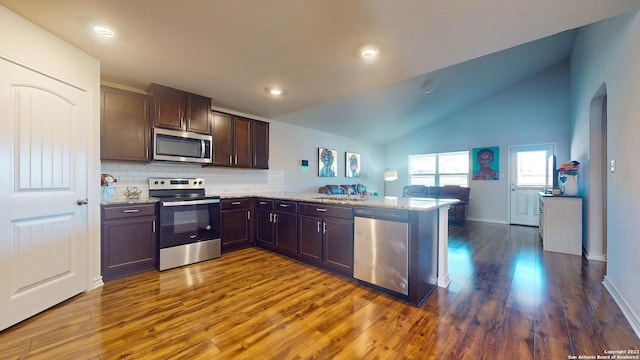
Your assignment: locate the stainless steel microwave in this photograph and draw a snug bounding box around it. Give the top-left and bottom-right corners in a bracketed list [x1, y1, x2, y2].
[153, 128, 212, 164]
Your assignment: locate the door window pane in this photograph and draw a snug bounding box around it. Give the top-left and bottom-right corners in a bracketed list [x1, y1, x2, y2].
[516, 150, 547, 186]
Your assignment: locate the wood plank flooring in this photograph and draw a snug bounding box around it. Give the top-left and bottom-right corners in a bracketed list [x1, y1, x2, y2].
[1, 221, 638, 359]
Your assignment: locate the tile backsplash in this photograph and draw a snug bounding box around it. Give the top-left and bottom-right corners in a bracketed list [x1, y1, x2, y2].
[101, 162, 284, 202]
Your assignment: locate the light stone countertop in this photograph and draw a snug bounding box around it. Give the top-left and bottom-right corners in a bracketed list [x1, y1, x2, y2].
[218, 192, 459, 212]
[101, 192, 459, 212]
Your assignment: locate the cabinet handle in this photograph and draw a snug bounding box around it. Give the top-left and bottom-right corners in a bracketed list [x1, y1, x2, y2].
[323, 222, 327, 234]
[123, 209, 140, 213]
[235, 155, 238, 164]
[269, 212, 273, 223]
[247, 210, 251, 220]
[259, 201, 267, 205]
[152, 220, 156, 233]
[273, 213, 278, 223]
[279, 204, 289, 208]
[317, 221, 321, 233]
[229, 155, 232, 164]
[316, 208, 327, 212]
[232, 201, 241, 205]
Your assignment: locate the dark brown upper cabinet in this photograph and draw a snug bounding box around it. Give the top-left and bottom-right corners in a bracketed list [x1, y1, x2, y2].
[252, 120, 270, 169]
[146, 83, 211, 134]
[212, 112, 269, 169]
[100, 86, 151, 162]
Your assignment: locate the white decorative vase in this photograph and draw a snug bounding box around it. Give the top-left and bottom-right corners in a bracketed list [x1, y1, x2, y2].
[563, 174, 578, 196]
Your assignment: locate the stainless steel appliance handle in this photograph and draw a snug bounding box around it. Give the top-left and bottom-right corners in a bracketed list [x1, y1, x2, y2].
[201, 139, 205, 159]
[162, 198, 220, 206]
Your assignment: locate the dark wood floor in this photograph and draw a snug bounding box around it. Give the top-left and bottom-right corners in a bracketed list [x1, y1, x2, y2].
[1, 221, 638, 359]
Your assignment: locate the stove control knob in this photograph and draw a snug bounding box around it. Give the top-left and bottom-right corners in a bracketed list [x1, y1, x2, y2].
[198, 181, 203, 185]
[154, 181, 159, 185]
[160, 180, 165, 185]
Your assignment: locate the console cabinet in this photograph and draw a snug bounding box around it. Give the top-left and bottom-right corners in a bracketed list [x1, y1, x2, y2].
[100, 86, 151, 162]
[101, 203, 157, 280]
[538, 194, 582, 256]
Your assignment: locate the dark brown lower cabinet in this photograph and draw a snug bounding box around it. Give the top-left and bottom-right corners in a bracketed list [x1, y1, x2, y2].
[254, 199, 275, 248]
[298, 203, 354, 276]
[322, 217, 354, 274]
[221, 198, 253, 251]
[298, 215, 322, 264]
[273, 207, 298, 256]
[101, 203, 157, 281]
[254, 199, 298, 256]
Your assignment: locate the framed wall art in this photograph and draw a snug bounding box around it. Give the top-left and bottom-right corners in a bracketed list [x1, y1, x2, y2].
[345, 152, 361, 178]
[318, 147, 338, 177]
[472, 146, 499, 180]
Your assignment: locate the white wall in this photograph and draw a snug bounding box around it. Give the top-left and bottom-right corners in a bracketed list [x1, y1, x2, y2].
[101, 119, 384, 198]
[570, 10, 640, 336]
[269, 121, 385, 194]
[385, 63, 572, 223]
[0, 5, 101, 289]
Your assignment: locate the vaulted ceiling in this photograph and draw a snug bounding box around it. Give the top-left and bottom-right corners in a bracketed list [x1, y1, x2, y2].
[3, 1, 640, 144]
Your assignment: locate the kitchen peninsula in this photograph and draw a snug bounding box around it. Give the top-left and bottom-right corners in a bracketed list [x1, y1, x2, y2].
[224, 193, 458, 306]
[102, 189, 457, 306]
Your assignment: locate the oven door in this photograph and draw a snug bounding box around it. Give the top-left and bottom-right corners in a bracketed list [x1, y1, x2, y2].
[158, 198, 221, 249]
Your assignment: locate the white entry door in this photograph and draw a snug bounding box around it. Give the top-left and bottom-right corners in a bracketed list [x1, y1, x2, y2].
[0, 59, 88, 330]
[509, 144, 554, 226]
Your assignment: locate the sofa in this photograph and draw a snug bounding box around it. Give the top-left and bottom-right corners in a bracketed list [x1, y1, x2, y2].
[318, 184, 367, 195]
[402, 185, 470, 223]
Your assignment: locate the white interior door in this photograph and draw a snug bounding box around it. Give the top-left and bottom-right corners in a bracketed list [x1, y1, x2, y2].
[0, 59, 88, 330]
[509, 144, 554, 226]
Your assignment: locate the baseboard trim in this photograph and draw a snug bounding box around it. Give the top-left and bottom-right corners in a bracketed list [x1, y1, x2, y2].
[603, 276, 640, 340]
[465, 217, 509, 225]
[90, 276, 104, 291]
[587, 252, 607, 262]
[438, 274, 451, 288]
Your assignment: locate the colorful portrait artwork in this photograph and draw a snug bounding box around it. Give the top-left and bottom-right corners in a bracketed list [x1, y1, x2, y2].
[345, 152, 361, 178]
[318, 147, 338, 177]
[472, 146, 499, 180]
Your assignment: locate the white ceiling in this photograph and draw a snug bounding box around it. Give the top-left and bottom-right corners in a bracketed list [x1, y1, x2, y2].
[2, 1, 640, 145]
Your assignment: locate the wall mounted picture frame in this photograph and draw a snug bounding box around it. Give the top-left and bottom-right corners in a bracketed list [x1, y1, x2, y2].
[345, 151, 361, 178]
[472, 146, 499, 180]
[318, 147, 338, 177]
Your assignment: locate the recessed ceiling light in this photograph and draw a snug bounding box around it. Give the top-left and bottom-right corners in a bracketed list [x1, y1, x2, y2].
[266, 87, 284, 96]
[360, 46, 379, 60]
[94, 26, 115, 37]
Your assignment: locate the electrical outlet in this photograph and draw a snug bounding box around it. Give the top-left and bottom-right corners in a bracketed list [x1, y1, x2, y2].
[610, 159, 616, 173]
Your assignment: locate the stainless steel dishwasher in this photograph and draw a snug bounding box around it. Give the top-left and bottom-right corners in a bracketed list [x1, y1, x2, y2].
[353, 207, 410, 295]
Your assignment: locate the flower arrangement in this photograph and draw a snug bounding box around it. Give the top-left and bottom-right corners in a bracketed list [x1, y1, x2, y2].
[558, 160, 581, 176]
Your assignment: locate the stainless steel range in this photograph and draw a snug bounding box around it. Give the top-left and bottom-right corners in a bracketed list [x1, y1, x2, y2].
[149, 178, 221, 271]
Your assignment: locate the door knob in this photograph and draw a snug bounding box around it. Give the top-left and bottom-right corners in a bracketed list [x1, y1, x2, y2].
[76, 198, 89, 205]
